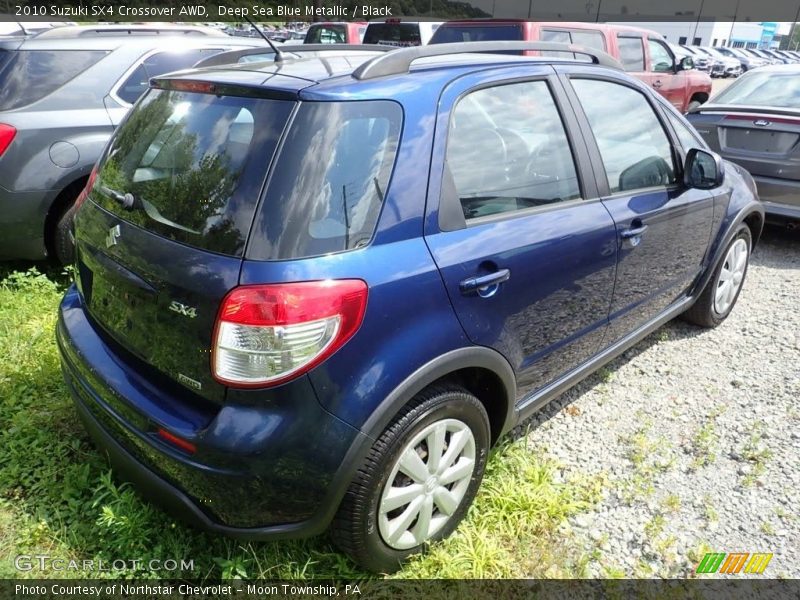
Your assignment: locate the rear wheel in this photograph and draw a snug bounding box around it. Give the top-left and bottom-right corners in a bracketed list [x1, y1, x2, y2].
[331, 386, 490, 572]
[53, 201, 79, 265]
[683, 225, 751, 328]
[687, 100, 703, 112]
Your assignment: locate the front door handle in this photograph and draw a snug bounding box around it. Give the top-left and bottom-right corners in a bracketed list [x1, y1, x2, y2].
[620, 222, 649, 248]
[652, 80, 663, 89]
[459, 268, 511, 297]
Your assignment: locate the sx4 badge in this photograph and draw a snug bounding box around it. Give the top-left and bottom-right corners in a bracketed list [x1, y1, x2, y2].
[168, 301, 197, 319]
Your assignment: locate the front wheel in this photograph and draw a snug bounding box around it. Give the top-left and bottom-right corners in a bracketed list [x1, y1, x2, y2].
[687, 100, 703, 112]
[331, 386, 490, 573]
[683, 225, 752, 328]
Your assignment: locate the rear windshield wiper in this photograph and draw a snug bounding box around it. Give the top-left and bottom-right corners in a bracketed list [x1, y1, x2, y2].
[98, 184, 201, 235]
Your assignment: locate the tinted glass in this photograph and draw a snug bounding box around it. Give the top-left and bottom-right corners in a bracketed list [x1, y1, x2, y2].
[446, 81, 581, 221]
[306, 24, 347, 44]
[572, 79, 675, 192]
[0, 50, 107, 110]
[248, 101, 402, 260]
[431, 24, 523, 43]
[648, 39, 673, 72]
[363, 23, 421, 46]
[116, 50, 220, 105]
[92, 89, 292, 257]
[617, 36, 645, 71]
[713, 70, 800, 108]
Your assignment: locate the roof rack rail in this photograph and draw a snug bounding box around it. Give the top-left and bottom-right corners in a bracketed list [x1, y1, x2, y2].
[33, 25, 224, 39]
[352, 41, 621, 80]
[194, 44, 395, 68]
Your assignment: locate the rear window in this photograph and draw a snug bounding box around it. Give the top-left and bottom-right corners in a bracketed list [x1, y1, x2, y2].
[430, 25, 523, 44]
[363, 23, 421, 47]
[305, 24, 347, 44]
[617, 36, 645, 71]
[91, 89, 292, 257]
[540, 28, 605, 61]
[115, 50, 224, 105]
[248, 101, 402, 261]
[713, 71, 800, 109]
[0, 50, 107, 110]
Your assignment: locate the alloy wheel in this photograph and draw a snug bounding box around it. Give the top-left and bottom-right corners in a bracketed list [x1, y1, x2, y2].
[714, 238, 748, 315]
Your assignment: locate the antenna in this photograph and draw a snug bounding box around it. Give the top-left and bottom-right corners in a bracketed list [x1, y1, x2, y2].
[242, 14, 285, 63]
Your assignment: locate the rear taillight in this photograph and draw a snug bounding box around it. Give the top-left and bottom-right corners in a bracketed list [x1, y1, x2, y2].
[212, 280, 368, 388]
[74, 164, 99, 211]
[0, 124, 16, 157]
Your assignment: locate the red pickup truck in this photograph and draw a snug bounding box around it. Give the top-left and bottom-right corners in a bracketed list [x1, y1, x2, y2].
[430, 20, 712, 113]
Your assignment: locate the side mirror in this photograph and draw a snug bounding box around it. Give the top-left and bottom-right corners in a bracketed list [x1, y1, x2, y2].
[678, 56, 694, 71]
[684, 148, 725, 189]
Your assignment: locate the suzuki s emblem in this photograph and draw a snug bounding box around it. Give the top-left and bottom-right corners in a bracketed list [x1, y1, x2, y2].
[105, 224, 121, 248]
[753, 119, 771, 127]
[168, 301, 198, 319]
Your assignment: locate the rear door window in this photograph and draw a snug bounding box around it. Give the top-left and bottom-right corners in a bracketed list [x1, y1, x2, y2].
[248, 101, 402, 260]
[91, 89, 293, 257]
[617, 36, 645, 71]
[115, 50, 223, 105]
[446, 80, 582, 222]
[541, 28, 606, 61]
[0, 50, 107, 110]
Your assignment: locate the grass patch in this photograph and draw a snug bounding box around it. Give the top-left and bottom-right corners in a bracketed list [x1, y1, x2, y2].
[0, 267, 601, 579]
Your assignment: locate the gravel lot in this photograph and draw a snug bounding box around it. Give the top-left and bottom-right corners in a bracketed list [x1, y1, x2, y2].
[524, 225, 800, 578]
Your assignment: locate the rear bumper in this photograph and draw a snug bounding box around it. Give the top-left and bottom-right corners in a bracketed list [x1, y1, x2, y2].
[57, 285, 369, 538]
[751, 175, 800, 221]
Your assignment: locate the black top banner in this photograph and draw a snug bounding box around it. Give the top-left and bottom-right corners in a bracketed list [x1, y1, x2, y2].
[3, 0, 800, 23]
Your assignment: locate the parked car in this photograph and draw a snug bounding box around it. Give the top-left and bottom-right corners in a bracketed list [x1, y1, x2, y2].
[304, 22, 367, 44]
[57, 40, 763, 573]
[689, 47, 725, 77]
[713, 46, 768, 71]
[744, 48, 780, 65]
[429, 20, 712, 112]
[697, 46, 742, 77]
[679, 44, 712, 72]
[688, 64, 800, 226]
[0, 25, 263, 263]
[363, 18, 442, 46]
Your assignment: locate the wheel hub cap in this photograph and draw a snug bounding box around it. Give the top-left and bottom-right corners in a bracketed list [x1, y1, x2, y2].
[714, 238, 749, 315]
[377, 418, 476, 550]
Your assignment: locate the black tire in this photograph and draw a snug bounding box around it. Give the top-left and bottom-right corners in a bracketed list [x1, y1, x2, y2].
[53, 201, 79, 265]
[331, 385, 490, 573]
[683, 225, 752, 328]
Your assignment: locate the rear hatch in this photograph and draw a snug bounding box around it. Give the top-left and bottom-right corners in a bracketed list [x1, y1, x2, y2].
[689, 70, 800, 180]
[73, 83, 294, 402]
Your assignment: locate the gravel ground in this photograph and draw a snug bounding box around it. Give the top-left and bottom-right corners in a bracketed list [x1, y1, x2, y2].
[524, 225, 800, 578]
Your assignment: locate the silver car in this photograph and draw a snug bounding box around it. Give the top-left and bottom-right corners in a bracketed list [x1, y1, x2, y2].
[0, 25, 263, 262]
[688, 64, 800, 225]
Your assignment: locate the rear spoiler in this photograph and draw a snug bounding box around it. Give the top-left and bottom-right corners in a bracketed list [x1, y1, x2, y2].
[689, 103, 800, 118]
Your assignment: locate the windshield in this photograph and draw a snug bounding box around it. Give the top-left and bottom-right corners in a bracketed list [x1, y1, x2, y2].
[713, 70, 800, 109]
[363, 23, 421, 46]
[431, 24, 522, 43]
[306, 24, 347, 43]
[91, 88, 293, 256]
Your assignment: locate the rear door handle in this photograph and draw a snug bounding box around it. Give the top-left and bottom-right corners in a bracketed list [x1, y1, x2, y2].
[620, 224, 648, 239]
[459, 268, 511, 297]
